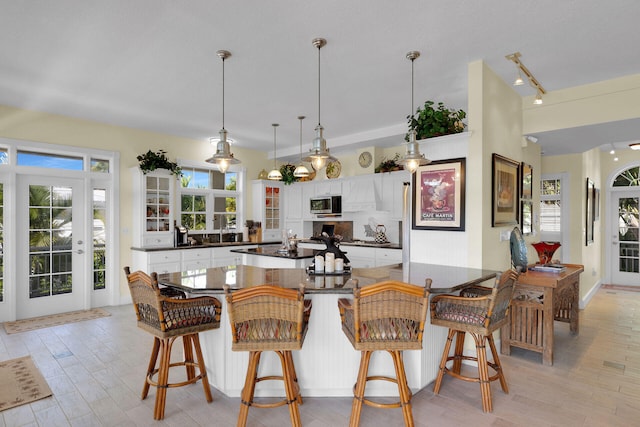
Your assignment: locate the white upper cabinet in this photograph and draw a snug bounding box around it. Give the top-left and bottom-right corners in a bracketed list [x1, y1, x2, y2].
[252, 180, 284, 242]
[132, 168, 176, 248]
[378, 170, 410, 220]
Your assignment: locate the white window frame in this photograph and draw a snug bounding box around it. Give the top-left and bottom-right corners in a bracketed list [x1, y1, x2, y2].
[176, 159, 245, 235]
[540, 172, 569, 262]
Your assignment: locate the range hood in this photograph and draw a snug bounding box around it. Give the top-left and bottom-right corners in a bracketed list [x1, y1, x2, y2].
[342, 178, 381, 212]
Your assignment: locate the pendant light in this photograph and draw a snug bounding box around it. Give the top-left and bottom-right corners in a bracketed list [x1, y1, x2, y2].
[302, 37, 336, 171]
[402, 51, 430, 174]
[267, 123, 282, 181]
[293, 116, 310, 178]
[206, 50, 241, 173]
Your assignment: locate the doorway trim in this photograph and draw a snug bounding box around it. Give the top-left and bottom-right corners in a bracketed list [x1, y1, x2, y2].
[0, 137, 120, 322]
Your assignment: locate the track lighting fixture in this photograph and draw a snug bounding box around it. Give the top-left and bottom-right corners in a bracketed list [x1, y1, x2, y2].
[506, 52, 546, 105]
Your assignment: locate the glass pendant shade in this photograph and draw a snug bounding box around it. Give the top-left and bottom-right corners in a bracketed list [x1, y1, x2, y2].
[402, 51, 430, 173]
[206, 128, 240, 173]
[205, 49, 241, 171]
[293, 115, 310, 178]
[401, 130, 429, 173]
[302, 124, 336, 170]
[267, 123, 282, 181]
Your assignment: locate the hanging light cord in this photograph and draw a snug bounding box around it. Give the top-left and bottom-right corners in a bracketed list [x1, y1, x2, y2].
[221, 55, 226, 130]
[317, 43, 321, 126]
[273, 124, 278, 169]
[299, 116, 304, 161]
[410, 55, 415, 117]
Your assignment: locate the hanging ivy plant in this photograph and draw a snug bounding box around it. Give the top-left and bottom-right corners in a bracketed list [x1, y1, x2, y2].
[136, 149, 183, 177]
[406, 100, 467, 141]
[279, 163, 298, 185]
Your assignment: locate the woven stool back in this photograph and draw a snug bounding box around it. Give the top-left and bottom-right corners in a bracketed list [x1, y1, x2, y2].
[430, 268, 519, 335]
[124, 268, 221, 338]
[224, 284, 309, 352]
[341, 280, 430, 351]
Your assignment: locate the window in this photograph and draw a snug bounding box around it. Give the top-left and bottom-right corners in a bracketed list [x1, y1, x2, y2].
[613, 166, 640, 187]
[18, 151, 83, 170]
[178, 166, 242, 233]
[540, 174, 567, 259]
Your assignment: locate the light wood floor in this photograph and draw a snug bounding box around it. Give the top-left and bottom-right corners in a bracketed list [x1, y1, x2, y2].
[1, 287, 639, 426]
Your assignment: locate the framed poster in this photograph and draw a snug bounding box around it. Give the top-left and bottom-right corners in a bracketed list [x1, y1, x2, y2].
[412, 158, 465, 231]
[521, 162, 533, 199]
[492, 153, 519, 227]
[586, 178, 595, 245]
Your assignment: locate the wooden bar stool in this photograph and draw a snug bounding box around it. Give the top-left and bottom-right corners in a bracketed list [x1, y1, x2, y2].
[338, 280, 430, 427]
[224, 283, 311, 427]
[123, 267, 221, 420]
[428, 268, 519, 412]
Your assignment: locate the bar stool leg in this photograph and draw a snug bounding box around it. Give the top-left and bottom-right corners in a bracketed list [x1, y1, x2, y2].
[452, 330, 466, 374]
[350, 350, 373, 427]
[434, 329, 456, 394]
[154, 338, 173, 420]
[238, 351, 261, 427]
[487, 334, 508, 393]
[183, 334, 195, 380]
[390, 350, 414, 427]
[278, 350, 302, 427]
[284, 350, 303, 404]
[143, 337, 160, 399]
[192, 333, 213, 402]
[473, 334, 493, 413]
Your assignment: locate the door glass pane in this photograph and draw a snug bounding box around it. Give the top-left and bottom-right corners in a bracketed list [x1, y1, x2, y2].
[0, 183, 3, 302]
[29, 184, 73, 298]
[618, 197, 639, 273]
[93, 188, 106, 290]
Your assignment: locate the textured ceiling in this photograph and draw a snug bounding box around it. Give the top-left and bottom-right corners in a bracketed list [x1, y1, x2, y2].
[1, 0, 639, 159]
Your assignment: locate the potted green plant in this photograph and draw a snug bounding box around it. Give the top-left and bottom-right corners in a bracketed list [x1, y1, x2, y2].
[375, 153, 403, 173]
[136, 149, 183, 177]
[406, 100, 466, 141]
[279, 163, 297, 185]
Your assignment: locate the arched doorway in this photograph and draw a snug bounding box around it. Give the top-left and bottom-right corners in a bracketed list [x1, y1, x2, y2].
[609, 165, 640, 286]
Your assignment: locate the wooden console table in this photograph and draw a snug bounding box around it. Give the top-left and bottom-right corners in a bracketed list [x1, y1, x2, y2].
[501, 264, 584, 365]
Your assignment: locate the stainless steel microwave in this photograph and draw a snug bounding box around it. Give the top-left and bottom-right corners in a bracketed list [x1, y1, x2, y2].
[310, 195, 342, 215]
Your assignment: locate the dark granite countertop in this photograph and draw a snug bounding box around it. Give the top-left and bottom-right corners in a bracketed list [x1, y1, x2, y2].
[131, 241, 279, 252]
[230, 245, 317, 259]
[158, 263, 499, 295]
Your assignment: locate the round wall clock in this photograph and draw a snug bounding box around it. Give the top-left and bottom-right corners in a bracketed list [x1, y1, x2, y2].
[358, 151, 373, 168]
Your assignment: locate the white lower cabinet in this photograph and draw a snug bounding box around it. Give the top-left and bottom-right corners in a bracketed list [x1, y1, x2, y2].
[130, 250, 181, 275]
[375, 248, 403, 266]
[181, 248, 212, 271]
[212, 246, 255, 267]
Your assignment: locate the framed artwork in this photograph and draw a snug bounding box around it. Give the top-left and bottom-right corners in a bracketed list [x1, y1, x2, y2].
[586, 178, 595, 245]
[492, 153, 520, 227]
[520, 200, 533, 235]
[412, 158, 465, 231]
[594, 188, 600, 221]
[521, 162, 533, 200]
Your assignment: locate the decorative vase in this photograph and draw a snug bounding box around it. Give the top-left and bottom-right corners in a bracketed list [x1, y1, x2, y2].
[532, 241, 561, 264]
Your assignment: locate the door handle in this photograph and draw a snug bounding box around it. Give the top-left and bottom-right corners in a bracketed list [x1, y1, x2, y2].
[75, 249, 84, 254]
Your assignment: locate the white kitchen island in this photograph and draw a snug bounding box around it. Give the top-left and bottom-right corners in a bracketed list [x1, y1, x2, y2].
[160, 263, 498, 397]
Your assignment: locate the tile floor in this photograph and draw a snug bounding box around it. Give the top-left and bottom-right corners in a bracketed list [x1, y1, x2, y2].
[1, 287, 639, 426]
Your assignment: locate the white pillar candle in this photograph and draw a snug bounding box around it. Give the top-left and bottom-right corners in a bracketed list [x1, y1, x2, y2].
[325, 253, 335, 273]
[314, 255, 324, 273]
[335, 257, 344, 272]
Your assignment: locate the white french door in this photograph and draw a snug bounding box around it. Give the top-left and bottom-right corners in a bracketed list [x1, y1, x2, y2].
[16, 175, 86, 318]
[611, 190, 640, 286]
